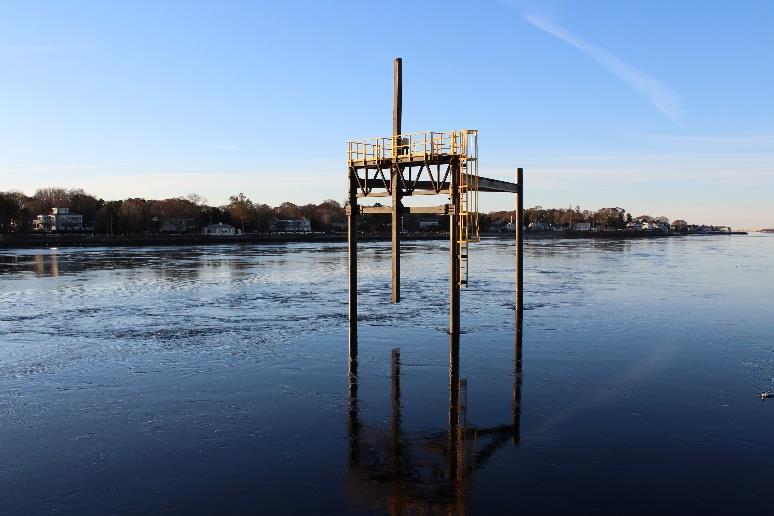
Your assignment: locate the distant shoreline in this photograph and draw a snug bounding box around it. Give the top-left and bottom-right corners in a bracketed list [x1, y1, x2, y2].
[0, 230, 749, 249]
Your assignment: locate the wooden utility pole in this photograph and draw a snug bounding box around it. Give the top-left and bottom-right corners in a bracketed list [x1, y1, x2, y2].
[450, 159, 460, 334]
[391, 58, 402, 303]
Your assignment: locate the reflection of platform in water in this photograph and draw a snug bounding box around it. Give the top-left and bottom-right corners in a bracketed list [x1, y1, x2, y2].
[346, 327, 523, 513]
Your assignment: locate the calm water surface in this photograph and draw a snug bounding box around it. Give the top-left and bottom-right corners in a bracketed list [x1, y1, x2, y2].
[1, 236, 773, 514]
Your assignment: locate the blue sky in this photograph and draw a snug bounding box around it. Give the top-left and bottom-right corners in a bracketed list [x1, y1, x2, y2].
[1, 0, 772, 228]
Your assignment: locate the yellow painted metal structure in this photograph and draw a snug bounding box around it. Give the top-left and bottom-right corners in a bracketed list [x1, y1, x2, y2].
[348, 129, 480, 287]
[346, 57, 522, 337]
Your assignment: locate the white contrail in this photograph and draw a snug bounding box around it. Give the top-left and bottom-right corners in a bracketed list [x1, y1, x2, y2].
[525, 14, 683, 122]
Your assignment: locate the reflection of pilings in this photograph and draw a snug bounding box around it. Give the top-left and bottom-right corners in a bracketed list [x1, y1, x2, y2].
[448, 333, 461, 481]
[390, 348, 402, 474]
[512, 310, 523, 445]
[347, 336, 360, 467]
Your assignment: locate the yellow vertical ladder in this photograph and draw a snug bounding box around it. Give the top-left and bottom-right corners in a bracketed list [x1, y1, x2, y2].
[459, 163, 470, 287]
[457, 130, 479, 288]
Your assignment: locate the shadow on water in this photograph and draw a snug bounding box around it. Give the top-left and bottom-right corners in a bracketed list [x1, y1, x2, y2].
[345, 311, 523, 513]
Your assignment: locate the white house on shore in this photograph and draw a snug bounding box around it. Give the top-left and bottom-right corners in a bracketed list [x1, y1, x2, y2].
[202, 223, 236, 235]
[269, 218, 311, 233]
[528, 222, 549, 231]
[33, 207, 84, 233]
[572, 222, 592, 231]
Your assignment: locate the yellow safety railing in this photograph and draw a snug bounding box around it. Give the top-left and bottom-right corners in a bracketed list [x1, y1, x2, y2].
[347, 130, 478, 165]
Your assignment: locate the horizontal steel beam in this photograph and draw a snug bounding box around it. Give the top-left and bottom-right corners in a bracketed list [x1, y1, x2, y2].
[346, 204, 449, 215]
[407, 205, 449, 214]
[355, 176, 520, 197]
[357, 190, 447, 198]
[477, 176, 521, 193]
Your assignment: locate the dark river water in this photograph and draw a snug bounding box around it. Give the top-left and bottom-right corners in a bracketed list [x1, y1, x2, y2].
[1, 235, 773, 514]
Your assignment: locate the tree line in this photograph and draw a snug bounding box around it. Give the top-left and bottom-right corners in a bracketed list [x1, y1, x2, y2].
[0, 188, 677, 234]
[485, 206, 673, 230]
[0, 188, 347, 234]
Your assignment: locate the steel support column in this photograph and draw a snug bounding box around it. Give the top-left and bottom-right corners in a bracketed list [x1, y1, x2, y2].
[450, 159, 460, 335]
[348, 167, 358, 344]
[391, 57, 402, 303]
[515, 168, 524, 319]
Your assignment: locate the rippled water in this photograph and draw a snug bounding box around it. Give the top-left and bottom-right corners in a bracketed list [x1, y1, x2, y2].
[1, 236, 773, 514]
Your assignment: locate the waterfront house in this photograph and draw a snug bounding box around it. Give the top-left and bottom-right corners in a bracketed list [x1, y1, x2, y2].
[33, 207, 84, 233]
[330, 222, 347, 233]
[572, 222, 592, 231]
[202, 223, 236, 235]
[33, 214, 55, 233]
[159, 218, 199, 233]
[501, 216, 520, 232]
[418, 219, 440, 231]
[269, 218, 312, 233]
[528, 222, 549, 231]
[489, 220, 503, 232]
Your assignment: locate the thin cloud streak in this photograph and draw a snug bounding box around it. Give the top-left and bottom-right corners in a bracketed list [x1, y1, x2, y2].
[525, 14, 683, 122]
[637, 133, 774, 147]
